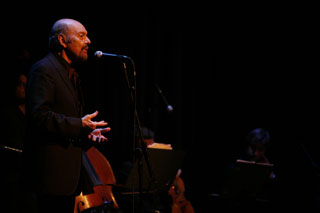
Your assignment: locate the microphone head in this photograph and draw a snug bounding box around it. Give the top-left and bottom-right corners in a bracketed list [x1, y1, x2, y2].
[94, 51, 103, 58]
[167, 105, 173, 112]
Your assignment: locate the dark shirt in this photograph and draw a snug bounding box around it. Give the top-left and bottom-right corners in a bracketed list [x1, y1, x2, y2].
[55, 54, 84, 117]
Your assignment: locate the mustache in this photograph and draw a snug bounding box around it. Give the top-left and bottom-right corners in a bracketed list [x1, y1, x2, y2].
[82, 45, 89, 50]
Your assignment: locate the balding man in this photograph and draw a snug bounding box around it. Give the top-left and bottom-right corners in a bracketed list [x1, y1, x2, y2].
[23, 18, 111, 213]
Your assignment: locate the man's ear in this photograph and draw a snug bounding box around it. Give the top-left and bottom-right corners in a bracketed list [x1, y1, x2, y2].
[57, 33, 68, 48]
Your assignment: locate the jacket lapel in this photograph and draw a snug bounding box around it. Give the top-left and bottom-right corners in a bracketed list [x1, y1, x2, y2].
[47, 53, 79, 101]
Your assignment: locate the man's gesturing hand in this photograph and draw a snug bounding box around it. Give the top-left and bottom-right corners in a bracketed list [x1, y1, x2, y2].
[82, 111, 107, 130]
[88, 127, 111, 143]
[82, 111, 111, 143]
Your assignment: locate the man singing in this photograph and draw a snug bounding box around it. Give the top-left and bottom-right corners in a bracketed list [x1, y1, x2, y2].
[23, 18, 110, 213]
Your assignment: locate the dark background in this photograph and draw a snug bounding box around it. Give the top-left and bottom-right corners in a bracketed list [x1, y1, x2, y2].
[2, 3, 320, 211]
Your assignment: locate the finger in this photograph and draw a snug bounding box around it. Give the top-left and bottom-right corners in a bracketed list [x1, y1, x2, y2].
[99, 136, 108, 143]
[99, 127, 111, 133]
[87, 111, 98, 119]
[94, 121, 108, 127]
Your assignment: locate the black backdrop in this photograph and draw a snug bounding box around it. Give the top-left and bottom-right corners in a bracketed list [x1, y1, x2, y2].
[3, 3, 320, 211]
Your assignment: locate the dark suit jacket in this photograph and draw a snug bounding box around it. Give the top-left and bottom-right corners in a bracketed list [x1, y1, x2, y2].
[24, 53, 85, 195]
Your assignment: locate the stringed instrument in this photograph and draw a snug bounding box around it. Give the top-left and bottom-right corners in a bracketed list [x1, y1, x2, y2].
[168, 169, 195, 213]
[74, 146, 119, 213]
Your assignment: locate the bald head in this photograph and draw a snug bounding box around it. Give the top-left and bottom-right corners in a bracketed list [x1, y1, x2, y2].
[50, 19, 83, 36]
[49, 19, 84, 52]
[48, 18, 91, 63]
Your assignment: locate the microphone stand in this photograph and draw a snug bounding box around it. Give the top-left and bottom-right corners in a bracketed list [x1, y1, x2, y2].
[121, 58, 155, 210]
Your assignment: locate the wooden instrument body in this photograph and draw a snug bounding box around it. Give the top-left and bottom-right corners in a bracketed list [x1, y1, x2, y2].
[169, 176, 195, 213]
[74, 146, 119, 213]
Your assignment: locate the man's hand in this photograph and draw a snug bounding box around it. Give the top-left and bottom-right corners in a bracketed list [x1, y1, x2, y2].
[82, 111, 111, 143]
[88, 127, 111, 143]
[82, 111, 107, 130]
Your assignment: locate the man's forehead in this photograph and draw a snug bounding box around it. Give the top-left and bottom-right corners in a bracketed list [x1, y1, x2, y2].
[54, 18, 87, 34]
[67, 21, 87, 34]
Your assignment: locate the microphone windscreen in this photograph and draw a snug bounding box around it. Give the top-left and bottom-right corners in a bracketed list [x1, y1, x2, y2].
[94, 51, 103, 58]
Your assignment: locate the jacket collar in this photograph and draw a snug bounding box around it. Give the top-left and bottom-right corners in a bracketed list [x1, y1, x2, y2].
[47, 53, 79, 101]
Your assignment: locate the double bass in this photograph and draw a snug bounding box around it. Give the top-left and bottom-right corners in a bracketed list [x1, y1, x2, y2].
[74, 146, 119, 213]
[168, 169, 194, 213]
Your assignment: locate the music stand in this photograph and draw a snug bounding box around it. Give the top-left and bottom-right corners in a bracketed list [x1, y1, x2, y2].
[125, 148, 186, 193]
[222, 159, 274, 200]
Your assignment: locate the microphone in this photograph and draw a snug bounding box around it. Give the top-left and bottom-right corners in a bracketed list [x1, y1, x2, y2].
[167, 104, 173, 112]
[155, 84, 173, 113]
[94, 50, 129, 59]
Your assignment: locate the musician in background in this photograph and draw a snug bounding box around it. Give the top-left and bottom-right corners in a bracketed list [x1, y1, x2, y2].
[0, 70, 38, 213]
[242, 128, 274, 165]
[1, 47, 34, 151]
[1, 71, 27, 150]
[22, 18, 111, 213]
[221, 128, 277, 209]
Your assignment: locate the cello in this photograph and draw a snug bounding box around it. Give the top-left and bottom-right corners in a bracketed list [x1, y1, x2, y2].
[74, 146, 119, 213]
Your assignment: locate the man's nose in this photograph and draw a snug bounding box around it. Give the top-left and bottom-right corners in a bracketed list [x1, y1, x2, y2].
[86, 36, 91, 45]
